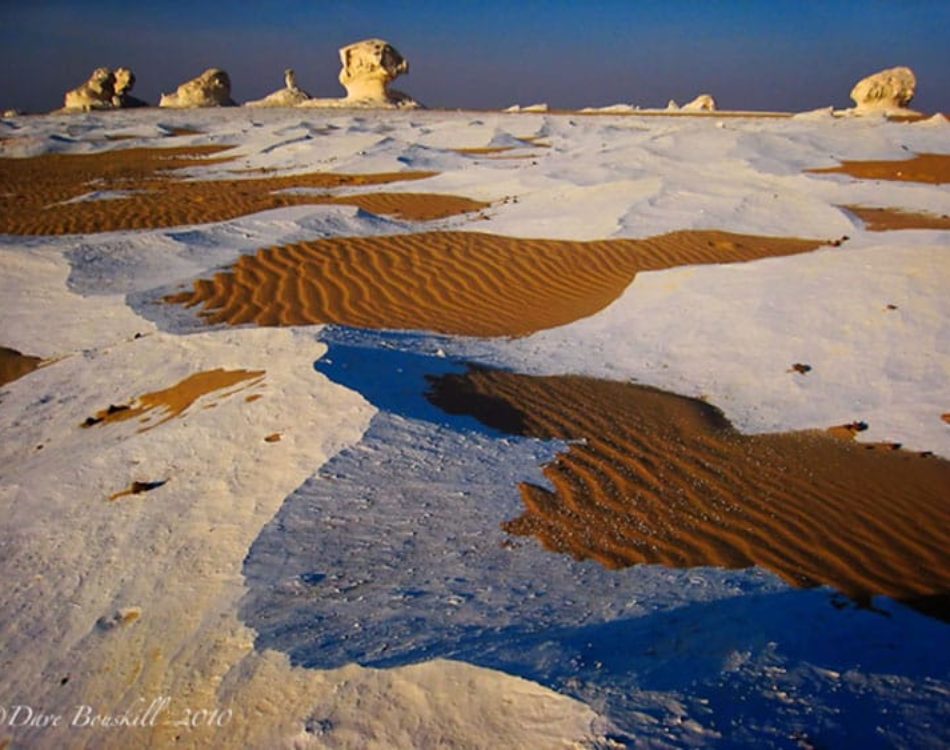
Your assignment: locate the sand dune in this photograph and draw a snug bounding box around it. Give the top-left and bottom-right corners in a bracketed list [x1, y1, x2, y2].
[0, 145, 483, 234]
[0, 346, 43, 387]
[427, 367, 950, 616]
[844, 205, 950, 231]
[81, 368, 264, 433]
[809, 152, 950, 184]
[166, 230, 826, 336]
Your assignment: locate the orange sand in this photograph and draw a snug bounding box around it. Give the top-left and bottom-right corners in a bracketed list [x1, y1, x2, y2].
[844, 205, 950, 231]
[453, 146, 517, 155]
[0, 145, 485, 235]
[809, 153, 950, 184]
[109, 480, 167, 501]
[0, 346, 43, 387]
[165, 230, 826, 336]
[81, 368, 264, 433]
[453, 138, 550, 156]
[427, 368, 950, 616]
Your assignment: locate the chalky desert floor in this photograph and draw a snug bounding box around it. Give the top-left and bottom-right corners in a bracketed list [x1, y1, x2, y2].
[1, 107, 948, 749]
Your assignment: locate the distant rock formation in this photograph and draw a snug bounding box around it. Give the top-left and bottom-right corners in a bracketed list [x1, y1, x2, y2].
[681, 94, 717, 112]
[503, 103, 549, 113]
[159, 68, 236, 108]
[63, 67, 116, 111]
[302, 39, 420, 109]
[850, 66, 918, 114]
[112, 67, 148, 108]
[666, 99, 680, 111]
[245, 68, 311, 108]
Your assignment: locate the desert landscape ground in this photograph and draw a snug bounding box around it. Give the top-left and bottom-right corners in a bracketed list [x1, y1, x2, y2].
[0, 104, 948, 749]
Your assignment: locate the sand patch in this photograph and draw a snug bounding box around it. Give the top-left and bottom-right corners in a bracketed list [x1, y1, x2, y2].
[844, 205, 950, 231]
[453, 138, 549, 156]
[0, 145, 478, 235]
[81, 368, 264, 433]
[165, 230, 826, 336]
[0, 346, 43, 387]
[453, 146, 516, 155]
[808, 153, 950, 184]
[427, 367, 950, 615]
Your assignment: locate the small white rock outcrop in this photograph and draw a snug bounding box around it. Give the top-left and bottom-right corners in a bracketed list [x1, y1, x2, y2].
[63, 67, 116, 111]
[159, 68, 236, 108]
[303, 39, 419, 108]
[681, 94, 717, 112]
[245, 68, 311, 107]
[850, 66, 918, 114]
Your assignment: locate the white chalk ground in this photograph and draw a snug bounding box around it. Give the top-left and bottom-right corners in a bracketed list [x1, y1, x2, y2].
[0, 107, 948, 749]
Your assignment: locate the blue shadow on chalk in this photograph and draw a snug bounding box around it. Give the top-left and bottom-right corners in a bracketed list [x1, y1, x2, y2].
[314, 327, 521, 438]
[239, 324, 950, 748]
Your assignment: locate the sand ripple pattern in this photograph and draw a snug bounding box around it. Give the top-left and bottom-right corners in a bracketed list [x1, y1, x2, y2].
[844, 205, 950, 231]
[0, 145, 483, 234]
[166, 230, 824, 336]
[427, 368, 950, 616]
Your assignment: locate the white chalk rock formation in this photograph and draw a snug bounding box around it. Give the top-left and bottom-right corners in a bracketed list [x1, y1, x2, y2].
[245, 68, 311, 107]
[504, 103, 549, 113]
[681, 94, 717, 112]
[303, 39, 419, 108]
[159, 68, 236, 108]
[63, 67, 116, 111]
[850, 66, 917, 114]
[112, 67, 148, 108]
[666, 99, 680, 111]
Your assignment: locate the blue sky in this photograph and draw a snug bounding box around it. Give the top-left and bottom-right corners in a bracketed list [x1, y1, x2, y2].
[2, 1, 948, 113]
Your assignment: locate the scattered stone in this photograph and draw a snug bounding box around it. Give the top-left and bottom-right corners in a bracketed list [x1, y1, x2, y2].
[96, 607, 142, 630]
[789, 363, 812, 375]
[108, 480, 167, 501]
[159, 68, 236, 108]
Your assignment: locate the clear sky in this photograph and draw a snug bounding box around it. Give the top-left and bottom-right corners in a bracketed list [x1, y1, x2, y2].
[2, 1, 949, 113]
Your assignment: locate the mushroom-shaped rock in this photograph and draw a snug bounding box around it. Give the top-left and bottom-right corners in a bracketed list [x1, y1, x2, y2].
[681, 94, 717, 112]
[63, 67, 116, 111]
[339, 39, 409, 102]
[159, 68, 236, 108]
[245, 68, 312, 108]
[850, 66, 917, 114]
[112, 67, 148, 108]
[300, 39, 421, 109]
